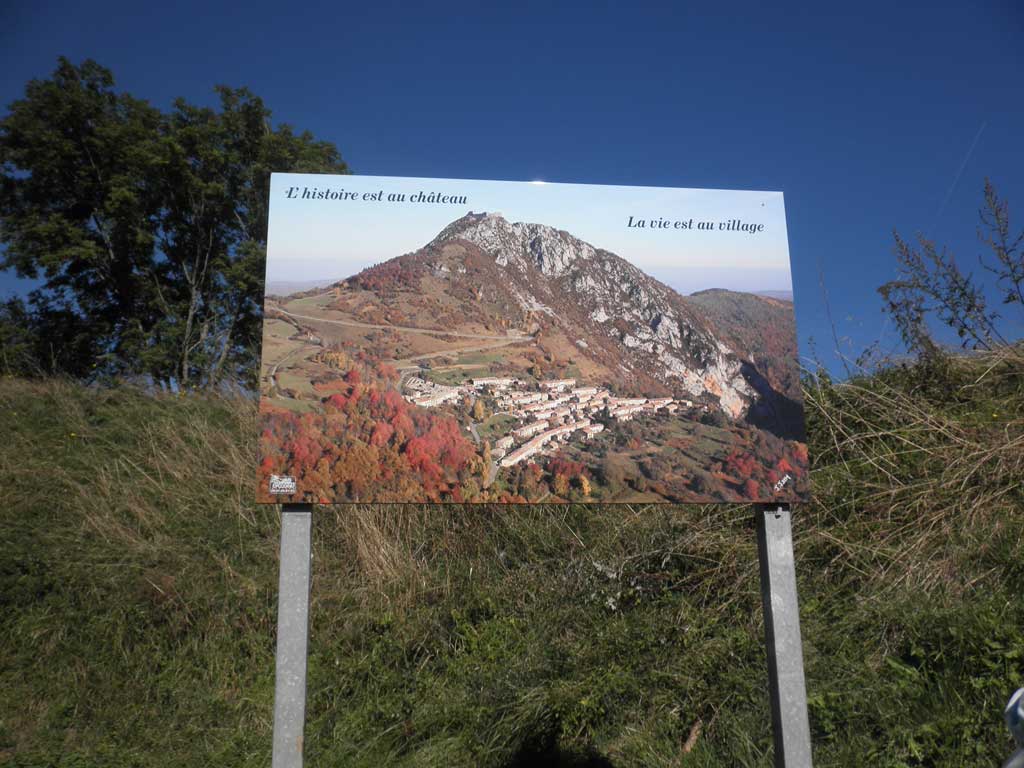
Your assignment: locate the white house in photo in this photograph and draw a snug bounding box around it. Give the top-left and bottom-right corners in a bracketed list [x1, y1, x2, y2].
[411, 389, 461, 407]
[510, 392, 546, 405]
[523, 400, 554, 413]
[610, 404, 644, 420]
[513, 420, 548, 438]
[541, 379, 575, 391]
[609, 397, 647, 408]
[500, 438, 545, 467]
[494, 435, 515, 451]
[472, 377, 516, 389]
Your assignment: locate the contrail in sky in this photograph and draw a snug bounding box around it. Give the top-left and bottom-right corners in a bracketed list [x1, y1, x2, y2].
[931, 120, 987, 232]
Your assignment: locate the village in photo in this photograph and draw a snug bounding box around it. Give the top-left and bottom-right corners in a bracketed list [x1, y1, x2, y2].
[257, 175, 809, 504]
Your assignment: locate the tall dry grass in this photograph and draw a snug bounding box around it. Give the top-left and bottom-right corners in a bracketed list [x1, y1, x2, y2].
[1, 353, 1021, 766]
[799, 347, 1023, 596]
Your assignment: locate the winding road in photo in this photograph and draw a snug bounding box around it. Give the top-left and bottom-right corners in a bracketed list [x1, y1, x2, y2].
[274, 307, 532, 342]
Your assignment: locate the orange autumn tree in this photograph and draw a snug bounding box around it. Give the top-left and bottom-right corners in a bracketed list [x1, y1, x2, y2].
[257, 371, 478, 502]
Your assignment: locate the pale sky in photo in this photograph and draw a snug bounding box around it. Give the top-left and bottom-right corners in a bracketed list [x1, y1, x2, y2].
[266, 173, 793, 296]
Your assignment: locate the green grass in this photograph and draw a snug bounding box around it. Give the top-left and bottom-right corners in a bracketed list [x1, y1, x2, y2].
[270, 396, 317, 414]
[454, 350, 506, 367]
[423, 367, 484, 386]
[1, 349, 1022, 766]
[478, 414, 519, 441]
[287, 293, 334, 311]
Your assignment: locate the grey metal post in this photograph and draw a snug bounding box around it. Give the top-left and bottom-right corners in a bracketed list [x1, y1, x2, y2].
[1005, 688, 1024, 768]
[272, 503, 314, 768]
[757, 504, 813, 768]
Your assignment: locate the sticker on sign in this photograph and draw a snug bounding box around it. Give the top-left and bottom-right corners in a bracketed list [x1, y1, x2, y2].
[269, 475, 297, 495]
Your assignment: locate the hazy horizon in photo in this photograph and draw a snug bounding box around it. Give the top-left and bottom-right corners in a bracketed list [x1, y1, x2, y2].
[265, 174, 794, 296]
[264, 271, 794, 300]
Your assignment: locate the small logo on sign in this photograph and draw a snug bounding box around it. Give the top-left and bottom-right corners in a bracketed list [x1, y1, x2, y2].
[774, 473, 792, 493]
[269, 475, 297, 495]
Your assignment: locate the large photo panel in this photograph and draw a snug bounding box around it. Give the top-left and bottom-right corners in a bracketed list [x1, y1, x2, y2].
[257, 174, 808, 504]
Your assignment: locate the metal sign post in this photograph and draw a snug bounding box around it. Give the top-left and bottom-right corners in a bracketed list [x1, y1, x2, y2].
[265, 502, 813, 767]
[271, 503, 314, 768]
[757, 504, 813, 768]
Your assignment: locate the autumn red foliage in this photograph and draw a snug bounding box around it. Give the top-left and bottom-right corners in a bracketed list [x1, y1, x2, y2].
[257, 370, 479, 503]
[720, 442, 807, 500]
[548, 456, 586, 480]
[350, 259, 424, 295]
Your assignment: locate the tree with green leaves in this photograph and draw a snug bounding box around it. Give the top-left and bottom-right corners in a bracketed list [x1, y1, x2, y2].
[0, 57, 348, 387]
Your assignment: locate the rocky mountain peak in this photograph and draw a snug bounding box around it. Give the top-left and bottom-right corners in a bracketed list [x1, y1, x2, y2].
[401, 213, 799, 426]
[432, 211, 597, 277]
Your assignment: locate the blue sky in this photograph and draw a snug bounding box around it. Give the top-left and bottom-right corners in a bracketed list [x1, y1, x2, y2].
[266, 173, 792, 295]
[2, 0, 1022, 371]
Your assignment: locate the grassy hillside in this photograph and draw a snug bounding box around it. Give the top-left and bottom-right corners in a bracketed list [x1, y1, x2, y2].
[1, 351, 1022, 767]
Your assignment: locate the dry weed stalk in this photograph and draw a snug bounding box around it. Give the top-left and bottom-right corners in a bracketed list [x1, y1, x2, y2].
[802, 348, 1022, 595]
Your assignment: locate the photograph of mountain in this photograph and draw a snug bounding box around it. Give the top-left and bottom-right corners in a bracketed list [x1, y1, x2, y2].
[257, 175, 808, 503]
